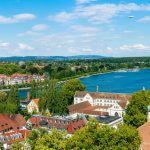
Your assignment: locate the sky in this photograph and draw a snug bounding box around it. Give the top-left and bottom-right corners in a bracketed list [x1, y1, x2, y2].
[0, 0, 150, 57]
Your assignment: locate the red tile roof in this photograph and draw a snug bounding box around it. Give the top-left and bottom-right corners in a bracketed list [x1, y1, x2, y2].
[0, 129, 30, 145]
[75, 91, 131, 101]
[68, 101, 92, 114]
[139, 121, 150, 150]
[28, 116, 86, 134]
[32, 99, 39, 107]
[0, 74, 7, 78]
[68, 101, 109, 116]
[0, 114, 26, 132]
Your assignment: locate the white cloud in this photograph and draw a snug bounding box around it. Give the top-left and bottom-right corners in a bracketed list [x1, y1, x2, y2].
[138, 16, 150, 23]
[82, 48, 92, 52]
[71, 25, 99, 32]
[18, 43, 34, 50]
[76, 0, 96, 5]
[18, 24, 48, 37]
[120, 44, 150, 51]
[32, 24, 48, 31]
[106, 46, 112, 51]
[0, 13, 36, 24]
[0, 42, 10, 47]
[48, 12, 74, 22]
[18, 31, 39, 37]
[50, 3, 150, 24]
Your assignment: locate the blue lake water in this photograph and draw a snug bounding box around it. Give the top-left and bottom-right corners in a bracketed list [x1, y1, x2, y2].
[80, 69, 150, 94]
[19, 89, 29, 99]
[19, 69, 150, 99]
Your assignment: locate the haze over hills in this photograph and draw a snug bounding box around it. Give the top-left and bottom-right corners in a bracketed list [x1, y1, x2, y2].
[0, 55, 107, 61]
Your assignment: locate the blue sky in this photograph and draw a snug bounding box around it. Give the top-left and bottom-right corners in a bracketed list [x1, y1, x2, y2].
[0, 0, 150, 57]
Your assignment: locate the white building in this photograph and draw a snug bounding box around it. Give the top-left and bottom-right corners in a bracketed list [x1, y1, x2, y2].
[72, 91, 131, 117]
[27, 99, 39, 113]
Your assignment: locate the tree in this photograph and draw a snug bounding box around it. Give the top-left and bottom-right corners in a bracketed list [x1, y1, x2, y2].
[30, 80, 37, 99]
[34, 129, 66, 150]
[0, 92, 7, 113]
[0, 142, 4, 150]
[124, 90, 150, 128]
[61, 79, 86, 105]
[116, 124, 141, 150]
[11, 141, 24, 150]
[65, 119, 141, 150]
[0, 91, 7, 103]
[25, 119, 141, 150]
[5, 85, 19, 114]
[27, 128, 48, 150]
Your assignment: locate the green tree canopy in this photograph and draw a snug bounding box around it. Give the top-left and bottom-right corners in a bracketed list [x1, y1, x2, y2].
[61, 79, 86, 105]
[124, 90, 150, 128]
[26, 119, 141, 150]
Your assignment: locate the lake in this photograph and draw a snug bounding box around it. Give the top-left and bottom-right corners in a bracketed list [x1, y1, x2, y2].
[80, 69, 150, 94]
[19, 69, 150, 99]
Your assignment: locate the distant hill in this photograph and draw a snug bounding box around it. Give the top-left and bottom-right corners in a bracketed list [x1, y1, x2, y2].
[0, 55, 107, 62]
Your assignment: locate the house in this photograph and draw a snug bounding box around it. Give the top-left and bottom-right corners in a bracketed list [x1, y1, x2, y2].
[68, 101, 109, 117]
[20, 100, 31, 110]
[27, 99, 39, 113]
[27, 115, 87, 134]
[95, 115, 123, 128]
[71, 91, 131, 117]
[0, 114, 26, 133]
[1, 129, 30, 150]
[0, 114, 28, 149]
[0, 74, 9, 85]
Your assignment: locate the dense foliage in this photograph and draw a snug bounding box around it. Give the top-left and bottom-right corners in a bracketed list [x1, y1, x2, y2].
[12, 119, 141, 150]
[0, 86, 19, 114]
[124, 90, 150, 128]
[30, 79, 85, 115]
[1, 57, 150, 80]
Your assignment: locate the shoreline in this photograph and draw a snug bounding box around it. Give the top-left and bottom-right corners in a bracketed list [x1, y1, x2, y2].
[78, 68, 149, 79]
[78, 71, 113, 79]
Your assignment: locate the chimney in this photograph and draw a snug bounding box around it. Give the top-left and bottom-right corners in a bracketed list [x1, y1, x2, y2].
[27, 92, 31, 101]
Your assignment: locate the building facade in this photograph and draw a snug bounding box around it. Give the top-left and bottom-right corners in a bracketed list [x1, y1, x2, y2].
[70, 91, 131, 117]
[27, 99, 39, 113]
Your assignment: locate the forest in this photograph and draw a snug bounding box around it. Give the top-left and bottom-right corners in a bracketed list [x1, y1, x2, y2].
[0, 57, 150, 81]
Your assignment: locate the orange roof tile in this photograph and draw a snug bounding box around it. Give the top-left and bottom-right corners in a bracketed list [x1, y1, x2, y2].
[75, 91, 131, 101]
[32, 99, 39, 107]
[138, 121, 150, 150]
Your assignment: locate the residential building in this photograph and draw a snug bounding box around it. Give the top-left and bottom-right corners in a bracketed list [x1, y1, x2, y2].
[2, 129, 30, 150]
[0, 114, 28, 149]
[71, 91, 131, 117]
[27, 115, 87, 134]
[0, 114, 26, 133]
[27, 99, 39, 113]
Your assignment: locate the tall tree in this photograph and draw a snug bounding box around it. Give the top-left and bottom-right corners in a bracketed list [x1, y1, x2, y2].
[124, 90, 150, 128]
[30, 80, 37, 99]
[6, 85, 19, 114]
[61, 79, 86, 105]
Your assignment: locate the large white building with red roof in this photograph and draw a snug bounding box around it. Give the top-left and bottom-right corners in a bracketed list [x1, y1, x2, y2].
[69, 91, 131, 117]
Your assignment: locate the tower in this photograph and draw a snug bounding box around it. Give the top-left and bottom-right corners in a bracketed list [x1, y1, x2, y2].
[96, 85, 99, 92]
